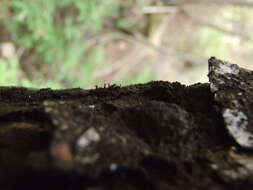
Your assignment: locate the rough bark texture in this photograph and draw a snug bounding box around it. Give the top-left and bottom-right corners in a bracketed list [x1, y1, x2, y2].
[1, 57, 253, 190]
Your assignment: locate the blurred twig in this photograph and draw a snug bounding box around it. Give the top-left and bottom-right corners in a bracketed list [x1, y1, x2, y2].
[141, 6, 178, 14]
[87, 32, 206, 65]
[141, 4, 252, 41]
[164, 0, 253, 7]
[88, 32, 206, 79]
[126, 33, 206, 65]
[182, 8, 252, 41]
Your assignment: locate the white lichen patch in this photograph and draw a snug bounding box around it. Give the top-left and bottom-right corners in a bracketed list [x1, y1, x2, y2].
[210, 83, 219, 93]
[223, 109, 253, 148]
[109, 163, 118, 171]
[214, 62, 239, 75]
[210, 79, 225, 93]
[77, 128, 100, 149]
[89, 105, 95, 109]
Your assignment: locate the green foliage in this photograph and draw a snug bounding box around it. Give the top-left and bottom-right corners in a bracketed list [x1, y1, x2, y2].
[8, 0, 116, 62]
[1, 0, 118, 88]
[0, 59, 20, 86]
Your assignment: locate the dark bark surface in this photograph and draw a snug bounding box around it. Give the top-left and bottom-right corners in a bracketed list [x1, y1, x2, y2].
[1, 57, 253, 190]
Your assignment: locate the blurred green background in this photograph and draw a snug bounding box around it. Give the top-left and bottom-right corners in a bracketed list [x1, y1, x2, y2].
[0, 0, 253, 88]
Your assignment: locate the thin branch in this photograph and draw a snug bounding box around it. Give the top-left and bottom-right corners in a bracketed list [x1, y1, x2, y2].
[164, 0, 253, 7]
[196, 20, 251, 41]
[140, 5, 252, 41]
[141, 6, 178, 14]
[125, 34, 207, 65]
[182, 9, 252, 41]
[89, 31, 206, 65]
[86, 31, 207, 79]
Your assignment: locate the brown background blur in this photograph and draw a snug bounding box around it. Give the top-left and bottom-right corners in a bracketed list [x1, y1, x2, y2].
[0, 0, 253, 88]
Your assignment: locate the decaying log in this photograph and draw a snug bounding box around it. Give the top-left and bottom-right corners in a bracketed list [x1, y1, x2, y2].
[1, 57, 253, 190]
